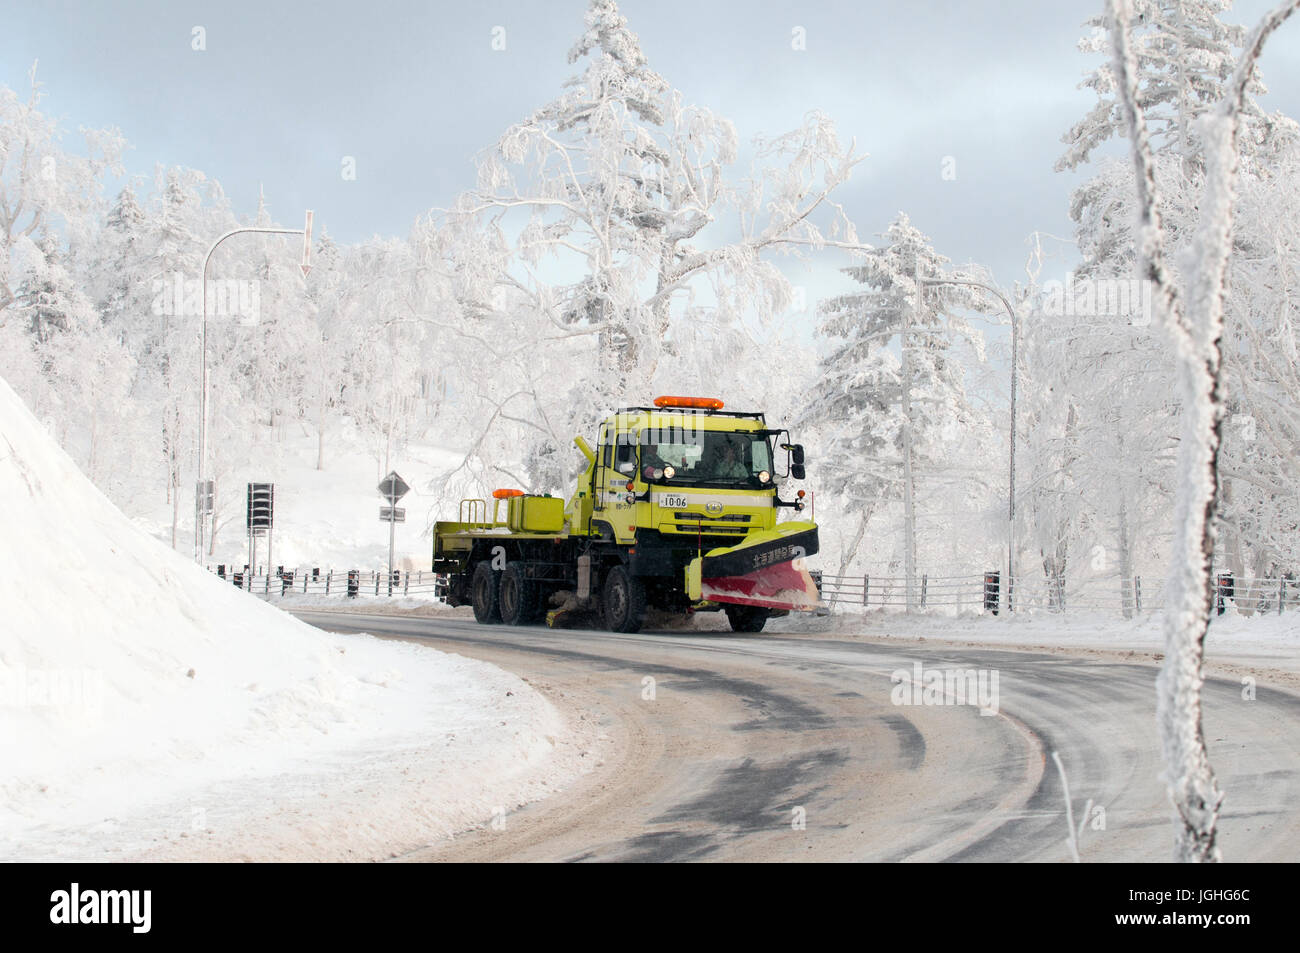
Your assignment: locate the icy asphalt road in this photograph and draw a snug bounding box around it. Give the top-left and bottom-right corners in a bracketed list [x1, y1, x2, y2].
[292, 610, 1300, 862]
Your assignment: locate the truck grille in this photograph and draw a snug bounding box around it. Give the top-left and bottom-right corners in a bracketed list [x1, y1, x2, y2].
[673, 512, 751, 523]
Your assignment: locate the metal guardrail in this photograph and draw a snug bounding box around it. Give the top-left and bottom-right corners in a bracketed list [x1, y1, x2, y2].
[816, 572, 994, 610]
[1205, 574, 1300, 616]
[813, 570, 1300, 616]
[209, 565, 1300, 617]
[209, 566, 441, 599]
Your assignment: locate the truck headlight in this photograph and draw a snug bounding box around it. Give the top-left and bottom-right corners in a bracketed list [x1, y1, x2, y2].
[663, 465, 676, 479]
[758, 470, 771, 484]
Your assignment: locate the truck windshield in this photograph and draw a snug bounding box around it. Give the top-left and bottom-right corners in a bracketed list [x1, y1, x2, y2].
[641, 429, 773, 486]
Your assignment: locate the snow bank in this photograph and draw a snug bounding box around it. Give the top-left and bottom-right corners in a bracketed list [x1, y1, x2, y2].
[0, 376, 578, 860]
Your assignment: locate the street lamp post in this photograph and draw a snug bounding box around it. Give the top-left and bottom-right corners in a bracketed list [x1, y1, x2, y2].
[195, 212, 314, 562]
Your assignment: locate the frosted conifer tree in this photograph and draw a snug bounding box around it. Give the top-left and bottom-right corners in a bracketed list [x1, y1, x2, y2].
[807, 214, 990, 588]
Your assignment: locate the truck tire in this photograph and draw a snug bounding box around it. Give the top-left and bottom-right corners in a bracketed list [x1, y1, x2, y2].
[602, 565, 647, 634]
[499, 561, 541, 626]
[725, 605, 770, 633]
[471, 562, 502, 624]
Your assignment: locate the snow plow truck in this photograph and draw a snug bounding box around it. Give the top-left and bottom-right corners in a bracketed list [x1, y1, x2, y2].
[433, 396, 820, 634]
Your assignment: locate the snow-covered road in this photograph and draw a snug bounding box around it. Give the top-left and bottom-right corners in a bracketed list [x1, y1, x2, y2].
[295, 611, 1300, 862]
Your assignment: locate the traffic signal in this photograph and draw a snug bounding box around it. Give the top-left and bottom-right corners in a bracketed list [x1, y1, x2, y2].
[247, 483, 274, 531]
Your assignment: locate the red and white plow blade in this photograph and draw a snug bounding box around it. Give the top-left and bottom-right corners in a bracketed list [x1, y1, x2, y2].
[701, 558, 820, 611]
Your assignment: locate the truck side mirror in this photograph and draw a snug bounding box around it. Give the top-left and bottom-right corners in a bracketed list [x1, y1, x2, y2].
[791, 463, 806, 481]
[790, 445, 805, 466]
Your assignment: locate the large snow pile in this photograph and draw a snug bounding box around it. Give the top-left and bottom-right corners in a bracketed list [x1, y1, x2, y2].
[0, 376, 581, 860]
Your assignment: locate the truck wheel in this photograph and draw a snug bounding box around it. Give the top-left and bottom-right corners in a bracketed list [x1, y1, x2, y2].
[725, 605, 770, 633]
[602, 565, 647, 634]
[499, 562, 540, 626]
[471, 562, 502, 624]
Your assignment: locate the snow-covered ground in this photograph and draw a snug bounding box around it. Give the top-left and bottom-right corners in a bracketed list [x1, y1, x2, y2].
[0, 377, 591, 861]
[778, 605, 1300, 674]
[134, 420, 464, 574]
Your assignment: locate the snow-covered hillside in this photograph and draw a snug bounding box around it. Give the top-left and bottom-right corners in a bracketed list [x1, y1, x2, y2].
[137, 422, 464, 573]
[0, 375, 584, 860]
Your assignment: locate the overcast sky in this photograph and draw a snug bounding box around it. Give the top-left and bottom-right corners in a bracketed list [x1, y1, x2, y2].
[5, 0, 1300, 294]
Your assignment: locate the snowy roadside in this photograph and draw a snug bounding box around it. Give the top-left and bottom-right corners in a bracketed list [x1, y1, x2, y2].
[771, 607, 1300, 688]
[5, 633, 602, 863]
[260, 592, 466, 618]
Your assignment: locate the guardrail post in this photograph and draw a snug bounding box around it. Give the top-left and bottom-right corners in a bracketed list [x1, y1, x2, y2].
[374, 573, 380, 596]
[404, 571, 409, 596]
[347, 569, 358, 598]
[1280, 576, 1286, 616]
[1135, 576, 1142, 614]
[862, 575, 869, 607]
[920, 573, 928, 608]
[326, 570, 332, 595]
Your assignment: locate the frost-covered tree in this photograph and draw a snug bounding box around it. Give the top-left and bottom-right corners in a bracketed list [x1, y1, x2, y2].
[1213, 133, 1300, 584]
[1107, 0, 1300, 862]
[1, 71, 462, 551]
[1060, 0, 1289, 175]
[140, 167, 234, 545]
[1059, 0, 1300, 594]
[12, 233, 85, 342]
[1015, 247, 1180, 613]
[806, 214, 992, 593]
[0, 70, 123, 468]
[440, 0, 860, 495]
[238, 191, 314, 436]
[0, 68, 123, 322]
[302, 230, 351, 472]
[95, 186, 148, 319]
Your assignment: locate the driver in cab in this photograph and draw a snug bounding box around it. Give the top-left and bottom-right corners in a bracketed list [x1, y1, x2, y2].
[716, 439, 748, 480]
